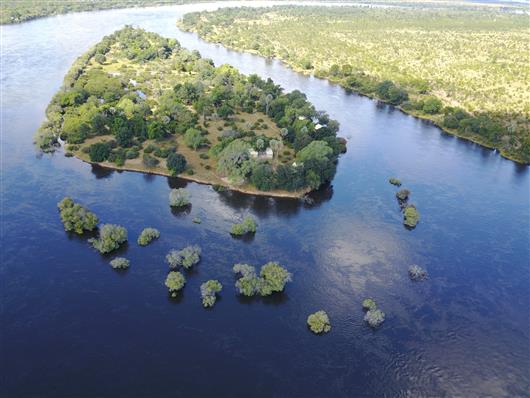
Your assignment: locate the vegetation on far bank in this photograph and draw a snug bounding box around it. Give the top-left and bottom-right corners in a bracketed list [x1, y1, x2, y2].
[179, 5, 530, 163]
[37, 26, 345, 196]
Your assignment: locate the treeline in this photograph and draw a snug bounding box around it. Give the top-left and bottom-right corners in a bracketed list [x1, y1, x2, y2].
[37, 27, 344, 193]
[179, 6, 530, 164]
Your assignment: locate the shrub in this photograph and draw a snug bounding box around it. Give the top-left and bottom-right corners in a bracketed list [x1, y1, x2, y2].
[110, 257, 129, 269]
[168, 188, 191, 207]
[165, 271, 185, 297]
[137, 227, 160, 246]
[388, 177, 401, 186]
[184, 127, 203, 149]
[307, 310, 331, 334]
[200, 280, 223, 307]
[90, 224, 128, 254]
[57, 197, 98, 234]
[142, 153, 159, 168]
[89, 142, 111, 162]
[403, 205, 420, 228]
[166, 245, 201, 269]
[408, 264, 427, 280]
[422, 97, 443, 114]
[230, 216, 257, 236]
[364, 309, 385, 328]
[166, 152, 187, 175]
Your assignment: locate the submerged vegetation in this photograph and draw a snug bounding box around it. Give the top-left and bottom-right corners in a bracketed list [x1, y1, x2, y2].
[110, 257, 130, 269]
[57, 197, 99, 234]
[180, 5, 530, 163]
[169, 188, 191, 208]
[90, 224, 128, 254]
[362, 298, 385, 328]
[388, 177, 401, 187]
[137, 227, 160, 246]
[165, 271, 186, 297]
[233, 262, 291, 297]
[307, 310, 331, 334]
[408, 264, 428, 281]
[403, 205, 420, 228]
[166, 245, 201, 269]
[37, 26, 344, 196]
[230, 216, 257, 236]
[200, 280, 223, 307]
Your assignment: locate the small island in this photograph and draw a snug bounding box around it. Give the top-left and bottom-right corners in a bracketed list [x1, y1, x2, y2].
[36, 27, 345, 198]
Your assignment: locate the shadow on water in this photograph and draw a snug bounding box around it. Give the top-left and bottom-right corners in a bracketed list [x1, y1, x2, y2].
[170, 204, 192, 217]
[230, 232, 255, 244]
[236, 291, 289, 306]
[167, 176, 190, 189]
[166, 290, 185, 304]
[90, 164, 115, 179]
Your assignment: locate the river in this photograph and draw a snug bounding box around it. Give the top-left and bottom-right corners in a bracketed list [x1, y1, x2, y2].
[1, 2, 528, 397]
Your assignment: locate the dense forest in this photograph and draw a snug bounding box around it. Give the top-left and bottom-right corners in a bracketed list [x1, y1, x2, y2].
[179, 5, 530, 163]
[37, 27, 344, 195]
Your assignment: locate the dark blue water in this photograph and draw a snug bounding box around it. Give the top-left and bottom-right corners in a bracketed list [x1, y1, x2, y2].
[1, 3, 529, 397]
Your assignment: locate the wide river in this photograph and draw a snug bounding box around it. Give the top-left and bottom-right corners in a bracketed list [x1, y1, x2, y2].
[1, 2, 528, 397]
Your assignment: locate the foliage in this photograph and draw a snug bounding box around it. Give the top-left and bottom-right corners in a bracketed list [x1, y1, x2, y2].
[307, 310, 331, 334]
[364, 309, 386, 328]
[166, 152, 187, 175]
[179, 5, 530, 163]
[89, 142, 111, 162]
[165, 271, 185, 297]
[233, 262, 291, 297]
[142, 153, 160, 168]
[388, 177, 401, 186]
[408, 264, 428, 281]
[166, 245, 201, 269]
[168, 188, 191, 207]
[183, 128, 204, 149]
[137, 227, 160, 246]
[396, 189, 410, 202]
[110, 257, 129, 269]
[200, 280, 223, 307]
[90, 224, 128, 254]
[57, 197, 99, 234]
[230, 216, 257, 236]
[403, 205, 420, 228]
[362, 298, 377, 311]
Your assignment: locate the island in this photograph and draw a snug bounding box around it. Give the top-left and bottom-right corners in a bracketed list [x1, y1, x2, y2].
[178, 5, 530, 164]
[36, 27, 345, 198]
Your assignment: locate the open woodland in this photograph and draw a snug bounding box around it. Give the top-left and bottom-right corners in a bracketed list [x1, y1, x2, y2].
[37, 27, 344, 196]
[179, 5, 530, 163]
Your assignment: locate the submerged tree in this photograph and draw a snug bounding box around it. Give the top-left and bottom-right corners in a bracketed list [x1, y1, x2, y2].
[166, 245, 201, 269]
[388, 177, 401, 186]
[403, 205, 420, 228]
[57, 197, 99, 234]
[362, 298, 377, 311]
[408, 264, 428, 280]
[169, 188, 191, 207]
[230, 216, 257, 236]
[137, 227, 160, 246]
[165, 271, 186, 297]
[233, 262, 291, 297]
[90, 224, 128, 254]
[200, 280, 223, 307]
[364, 309, 385, 328]
[110, 257, 129, 269]
[307, 310, 331, 334]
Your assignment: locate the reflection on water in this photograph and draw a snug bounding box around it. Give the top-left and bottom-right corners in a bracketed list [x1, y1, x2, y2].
[0, 2, 528, 397]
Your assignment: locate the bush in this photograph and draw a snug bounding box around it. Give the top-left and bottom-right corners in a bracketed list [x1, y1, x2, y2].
[142, 153, 159, 168]
[422, 97, 443, 114]
[166, 152, 187, 175]
[200, 280, 223, 307]
[230, 216, 257, 236]
[403, 205, 420, 228]
[408, 264, 427, 280]
[388, 177, 401, 186]
[90, 224, 128, 254]
[137, 227, 160, 246]
[89, 142, 111, 162]
[307, 310, 331, 334]
[184, 127, 204, 149]
[165, 271, 185, 297]
[57, 197, 99, 234]
[166, 245, 201, 269]
[168, 188, 191, 207]
[110, 257, 129, 269]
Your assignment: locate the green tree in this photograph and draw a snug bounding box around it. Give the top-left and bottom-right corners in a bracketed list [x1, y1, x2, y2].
[184, 128, 204, 149]
[168, 188, 190, 207]
[307, 310, 331, 334]
[166, 152, 187, 175]
[165, 271, 186, 297]
[90, 224, 128, 254]
[57, 197, 99, 234]
[137, 227, 160, 246]
[200, 280, 223, 307]
[89, 142, 111, 162]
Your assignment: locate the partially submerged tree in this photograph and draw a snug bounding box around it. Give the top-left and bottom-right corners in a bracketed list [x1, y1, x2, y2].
[90, 224, 128, 254]
[166, 245, 201, 269]
[110, 257, 129, 269]
[233, 262, 291, 297]
[200, 280, 223, 307]
[388, 177, 401, 186]
[364, 309, 385, 328]
[362, 298, 377, 311]
[307, 310, 331, 334]
[230, 216, 257, 236]
[169, 188, 191, 207]
[165, 271, 186, 297]
[137, 227, 160, 246]
[57, 197, 98, 234]
[408, 264, 428, 280]
[403, 205, 420, 228]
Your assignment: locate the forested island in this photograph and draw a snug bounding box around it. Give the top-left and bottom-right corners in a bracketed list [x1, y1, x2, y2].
[179, 5, 530, 164]
[37, 27, 345, 197]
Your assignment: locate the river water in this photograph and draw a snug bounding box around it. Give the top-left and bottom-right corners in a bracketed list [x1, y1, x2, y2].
[1, 2, 528, 397]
